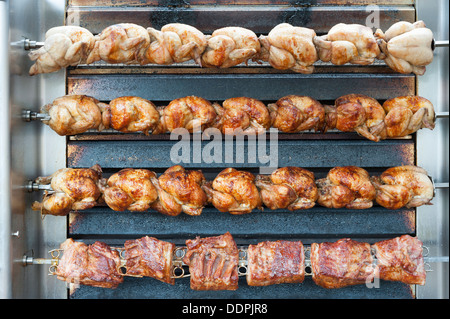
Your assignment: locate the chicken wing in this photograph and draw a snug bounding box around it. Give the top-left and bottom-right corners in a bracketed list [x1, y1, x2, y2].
[255, 166, 318, 210]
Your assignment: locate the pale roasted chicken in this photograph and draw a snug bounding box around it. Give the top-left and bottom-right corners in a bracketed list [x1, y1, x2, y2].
[201, 27, 260, 68]
[29, 26, 95, 75]
[375, 21, 434, 75]
[202, 168, 262, 214]
[371, 165, 434, 209]
[258, 23, 318, 73]
[31, 164, 103, 216]
[316, 166, 376, 209]
[255, 166, 318, 210]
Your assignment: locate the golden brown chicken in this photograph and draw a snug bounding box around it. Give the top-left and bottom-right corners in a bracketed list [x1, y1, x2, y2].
[375, 21, 434, 75]
[31, 164, 103, 216]
[40, 95, 109, 136]
[102, 168, 158, 212]
[86, 23, 150, 64]
[382, 96, 435, 137]
[268, 95, 325, 133]
[316, 166, 376, 209]
[105, 96, 161, 135]
[28, 26, 96, 75]
[258, 23, 318, 74]
[144, 23, 207, 66]
[202, 168, 262, 214]
[201, 27, 260, 68]
[255, 166, 318, 210]
[314, 23, 381, 65]
[159, 96, 220, 133]
[150, 166, 207, 216]
[323, 94, 387, 142]
[371, 165, 434, 209]
[214, 97, 271, 135]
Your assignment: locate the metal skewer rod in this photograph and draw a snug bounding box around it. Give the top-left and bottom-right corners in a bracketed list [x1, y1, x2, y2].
[21, 110, 51, 122]
[435, 112, 449, 118]
[434, 40, 449, 48]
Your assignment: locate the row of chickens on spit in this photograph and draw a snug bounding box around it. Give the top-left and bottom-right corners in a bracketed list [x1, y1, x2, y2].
[31, 164, 434, 216]
[37, 93, 435, 142]
[28, 20, 434, 76]
[48, 232, 425, 290]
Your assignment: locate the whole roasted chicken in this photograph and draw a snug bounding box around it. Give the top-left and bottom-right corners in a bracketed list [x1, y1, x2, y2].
[202, 168, 262, 214]
[102, 168, 158, 212]
[371, 165, 434, 209]
[258, 23, 318, 73]
[375, 21, 434, 75]
[28, 26, 95, 75]
[86, 23, 150, 64]
[31, 164, 103, 216]
[316, 166, 376, 209]
[324, 94, 387, 142]
[40, 95, 109, 136]
[201, 27, 260, 68]
[255, 166, 318, 210]
[382, 96, 435, 137]
[268, 95, 325, 133]
[314, 23, 381, 65]
[144, 23, 207, 65]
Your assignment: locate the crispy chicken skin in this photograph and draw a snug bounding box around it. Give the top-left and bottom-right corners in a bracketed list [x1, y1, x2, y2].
[375, 21, 433, 75]
[29, 26, 95, 75]
[316, 166, 376, 209]
[314, 23, 381, 65]
[324, 94, 387, 142]
[124, 236, 176, 284]
[371, 165, 434, 209]
[56, 238, 123, 289]
[151, 165, 207, 216]
[183, 232, 239, 290]
[108, 96, 160, 135]
[31, 164, 103, 216]
[144, 23, 207, 66]
[247, 240, 305, 286]
[41, 95, 109, 136]
[255, 167, 318, 210]
[202, 168, 262, 214]
[102, 168, 158, 212]
[268, 95, 325, 133]
[86, 23, 150, 64]
[372, 235, 426, 285]
[258, 23, 318, 74]
[382, 96, 435, 137]
[202, 27, 260, 68]
[311, 238, 375, 289]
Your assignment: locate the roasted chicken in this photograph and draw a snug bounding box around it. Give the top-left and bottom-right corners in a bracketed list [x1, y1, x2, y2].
[28, 26, 95, 75]
[247, 240, 305, 286]
[255, 166, 318, 210]
[124, 236, 176, 285]
[258, 23, 318, 73]
[371, 165, 434, 209]
[183, 232, 239, 290]
[144, 23, 207, 65]
[202, 168, 262, 214]
[268, 95, 325, 133]
[324, 94, 387, 142]
[86, 23, 150, 64]
[314, 23, 381, 65]
[311, 238, 375, 289]
[31, 164, 103, 216]
[102, 168, 158, 212]
[372, 235, 426, 285]
[40, 95, 109, 136]
[382, 96, 435, 137]
[375, 21, 434, 75]
[201, 27, 260, 68]
[55, 238, 123, 289]
[316, 166, 376, 209]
